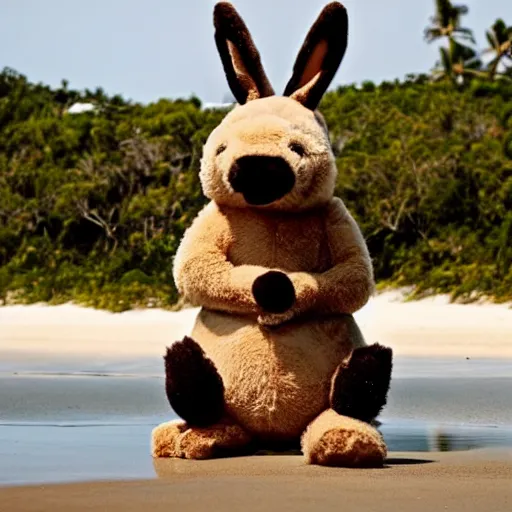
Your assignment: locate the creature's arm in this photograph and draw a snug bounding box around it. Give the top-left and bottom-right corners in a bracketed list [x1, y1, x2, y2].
[173, 202, 270, 315]
[259, 198, 373, 325]
[294, 197, 374, 314]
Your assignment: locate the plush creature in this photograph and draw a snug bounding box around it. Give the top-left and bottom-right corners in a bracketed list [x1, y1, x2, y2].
[151, 1, 393, 467]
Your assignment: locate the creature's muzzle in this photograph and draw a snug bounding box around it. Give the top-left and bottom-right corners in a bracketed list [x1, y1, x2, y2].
[228, 155, 295, 206]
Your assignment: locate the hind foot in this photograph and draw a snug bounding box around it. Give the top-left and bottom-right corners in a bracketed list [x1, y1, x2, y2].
[302, 409, 387, 467]
[151, 418, 253, 460]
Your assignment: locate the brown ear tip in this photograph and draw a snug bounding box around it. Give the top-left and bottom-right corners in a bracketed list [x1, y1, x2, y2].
[323, 2, 348, 21]
[214, 1, 234, 9]
[214, 2, 236, 18]
[325, 1, 347, 11]
[318, 2, 348, 33]
[213, 2, 243, 31]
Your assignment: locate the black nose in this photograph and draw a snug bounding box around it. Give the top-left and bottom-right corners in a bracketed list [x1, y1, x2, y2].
[228, 156, 296, 206]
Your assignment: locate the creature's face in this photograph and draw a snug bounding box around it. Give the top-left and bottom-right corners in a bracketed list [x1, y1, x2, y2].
[201, 97, 335, 211]
[201, 2, 348, 211]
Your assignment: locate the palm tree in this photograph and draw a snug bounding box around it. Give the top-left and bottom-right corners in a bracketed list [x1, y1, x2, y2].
[433, 39, 485, 84]
[424, 0, 475, 44]
[484, 19, 512, 80]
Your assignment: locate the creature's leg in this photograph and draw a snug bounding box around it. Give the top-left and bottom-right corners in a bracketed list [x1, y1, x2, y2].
[164, 336, 224, 427]
[301, 344, 392, 467]
[330, 343, 393, 423]
[301, 409, 387, 467]
[151, 417, 254, 459]
[154, 336, 253, 459]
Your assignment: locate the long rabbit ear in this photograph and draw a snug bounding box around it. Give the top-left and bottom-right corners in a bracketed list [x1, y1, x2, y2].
[283, 2, 348, 110]
[214, 2, 274, 105]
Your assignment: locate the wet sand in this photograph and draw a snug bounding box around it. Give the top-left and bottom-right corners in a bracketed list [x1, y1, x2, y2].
[1, 451, 511, 512]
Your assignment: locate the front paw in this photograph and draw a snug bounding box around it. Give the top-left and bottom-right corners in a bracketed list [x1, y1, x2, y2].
[252, 271, 296, 313]
[165, 336, 225, 427]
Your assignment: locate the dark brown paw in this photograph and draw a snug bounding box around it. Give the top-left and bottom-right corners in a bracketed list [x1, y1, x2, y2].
[252, 271, 296, 313]
[330, 343, 393, 423]
[165, 336, 225, 427]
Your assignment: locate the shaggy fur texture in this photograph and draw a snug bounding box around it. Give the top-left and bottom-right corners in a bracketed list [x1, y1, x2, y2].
[173, 199, 375, 322]
[188, 310, 366, 440]
[152, 2, 393, 467]
[330, 344, 393, 423]
[301, 410, 387, 467]
[164, 337, 225, 427]
[200, 96, 338, 211]
[151, 418, 253, 459]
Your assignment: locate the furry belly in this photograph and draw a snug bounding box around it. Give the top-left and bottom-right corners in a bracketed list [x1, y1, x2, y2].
[190, 309, 363, 441]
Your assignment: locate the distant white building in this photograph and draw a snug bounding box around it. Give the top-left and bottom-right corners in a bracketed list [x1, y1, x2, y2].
[67, 102, 96, 114]
[201, 102, 234, 110]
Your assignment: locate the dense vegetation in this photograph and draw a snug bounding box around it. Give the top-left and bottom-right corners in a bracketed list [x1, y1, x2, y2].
[0, 1, 511, 310]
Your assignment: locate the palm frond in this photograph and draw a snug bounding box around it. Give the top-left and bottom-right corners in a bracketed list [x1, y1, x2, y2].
[424, 27, 444, 42]
[435, 0, 453, 27]
[486, 30, 499, 50]
[454, 27, 476, 44]
[492, 19, 508, 43]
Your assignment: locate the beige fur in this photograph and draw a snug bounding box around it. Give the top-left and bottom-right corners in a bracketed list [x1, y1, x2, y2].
[174, 197, 374, 322]
[152, 2, 387, 467]
[200, 97, 337, 212]
[301, 410, 387, 467]
[152, 418, 252, 459]
[190, 310, 366, 440]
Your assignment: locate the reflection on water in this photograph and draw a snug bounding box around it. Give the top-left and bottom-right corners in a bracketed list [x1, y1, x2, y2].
[0, 420, 511, 485]
[380, 420, 512, 452]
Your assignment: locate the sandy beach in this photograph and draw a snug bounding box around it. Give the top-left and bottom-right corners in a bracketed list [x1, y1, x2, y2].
[1, 290, 512, 359]
[1, 451, 511, 512]
[1, 291, 511, 510]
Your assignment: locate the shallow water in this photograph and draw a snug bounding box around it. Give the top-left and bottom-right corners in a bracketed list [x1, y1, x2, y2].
[0, 356, 511, 485]
[381, 421, 512, 452]
[1, 418, 511, 486]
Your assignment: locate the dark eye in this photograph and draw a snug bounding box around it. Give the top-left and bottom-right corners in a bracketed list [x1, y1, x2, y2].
[289, 142, 306, 157]
[216, 143, 227, 156]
